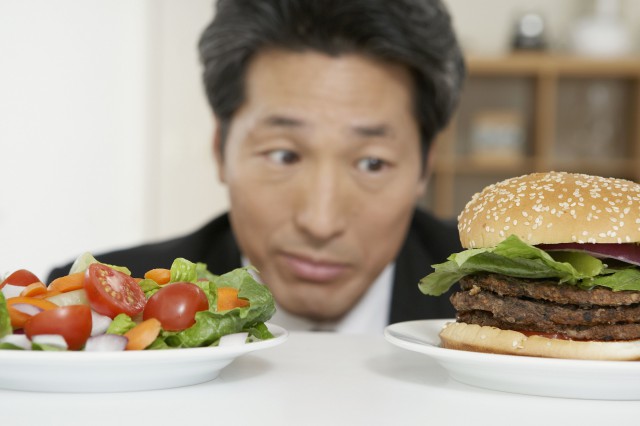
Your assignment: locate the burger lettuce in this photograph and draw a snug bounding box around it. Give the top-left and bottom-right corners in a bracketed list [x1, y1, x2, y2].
[420, 234, 640, 296]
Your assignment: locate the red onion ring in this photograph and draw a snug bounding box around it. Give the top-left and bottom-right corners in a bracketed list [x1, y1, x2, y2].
[537, 243, 640, 267]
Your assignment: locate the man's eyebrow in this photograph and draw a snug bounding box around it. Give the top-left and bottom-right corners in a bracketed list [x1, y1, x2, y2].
[261, 116, 391, 138]
[263, 115, 306, 128]
[351, 124, 390, 138]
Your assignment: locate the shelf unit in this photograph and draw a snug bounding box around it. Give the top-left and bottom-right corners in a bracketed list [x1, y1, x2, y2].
[426, 53, 640, 219]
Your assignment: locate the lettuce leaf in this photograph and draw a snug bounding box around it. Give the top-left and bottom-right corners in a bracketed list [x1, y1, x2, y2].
[0, 342, 24, 350]
[0, 293, 12, 339]
[120, 263, 275, 349]
[120, 266, 276, 349]
[138, 278, 161, 298]
[245, 322, 274, 341]
[156, 267, 275, 348]
[31, 342, 66, 351]
[140, 258, 210, 298]
[169, 257, 200, 283]
[417, 234, 640, 296]
[69, 252, 131, 275]
[106, 313, 137, 335]
[591, 268, 640, 292]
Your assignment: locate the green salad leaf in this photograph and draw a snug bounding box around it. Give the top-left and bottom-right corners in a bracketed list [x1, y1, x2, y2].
[0, 342, 24, 350]
[138, 278, 161, 298]
[159, 267, 275, 348]
[106, 313, 137, 335]
[31, 342, 67, 351]
[69, 252, 131, 275]
[169, 257, 199, 283]
[107, 265, 276, 349]
[419, 234, 640, 296]
[0, 292, 12, 339]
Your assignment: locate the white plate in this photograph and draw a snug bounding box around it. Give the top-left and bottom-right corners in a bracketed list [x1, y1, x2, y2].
[385, 319, 640, 400]
[0, 323, 288, 393]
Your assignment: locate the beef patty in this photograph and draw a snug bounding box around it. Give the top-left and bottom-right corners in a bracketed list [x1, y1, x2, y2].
[452, 274, 640, 341]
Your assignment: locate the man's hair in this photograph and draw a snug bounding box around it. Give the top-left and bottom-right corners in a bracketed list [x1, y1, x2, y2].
[198, 0, 465, 159]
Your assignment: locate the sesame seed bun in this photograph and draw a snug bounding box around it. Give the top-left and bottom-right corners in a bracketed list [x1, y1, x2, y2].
[458, 172, 640, 249]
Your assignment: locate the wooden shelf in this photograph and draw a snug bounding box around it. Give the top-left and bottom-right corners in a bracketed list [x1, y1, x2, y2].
[433, 157, 536, 175]
[428, 53, 640, 219]
[467, 53, 640, 77]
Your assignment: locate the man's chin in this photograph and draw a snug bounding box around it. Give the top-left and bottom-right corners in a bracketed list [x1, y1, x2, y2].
[276, 293, 350, 322]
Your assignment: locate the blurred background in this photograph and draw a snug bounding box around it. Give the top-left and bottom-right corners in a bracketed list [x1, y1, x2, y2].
[2, 0, 640, 280]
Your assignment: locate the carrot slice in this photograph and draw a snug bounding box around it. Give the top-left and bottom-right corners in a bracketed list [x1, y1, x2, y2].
[144, 268, 171, 285]
[33, 289, 62, 299]
[217, 287, 250, 311]
[19, 282, 47, 297]
[6, 296, 58, 311]
[47, 272, 85, 293]
[124, 318, 162, 350]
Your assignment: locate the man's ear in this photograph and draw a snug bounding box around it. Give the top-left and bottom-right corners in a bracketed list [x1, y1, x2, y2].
[213, 122, 226, 184]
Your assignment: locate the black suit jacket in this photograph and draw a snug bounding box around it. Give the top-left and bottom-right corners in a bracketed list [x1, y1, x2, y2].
[48, 209, 461, 323]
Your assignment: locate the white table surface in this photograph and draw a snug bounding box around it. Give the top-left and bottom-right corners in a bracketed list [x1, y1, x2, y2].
[1, 331, 638, 426]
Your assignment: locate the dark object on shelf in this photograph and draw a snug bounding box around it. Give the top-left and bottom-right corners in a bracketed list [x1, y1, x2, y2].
[512, 12, 547, 51]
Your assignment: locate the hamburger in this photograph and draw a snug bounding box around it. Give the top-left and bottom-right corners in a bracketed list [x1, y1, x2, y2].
[419, 171, 640, 360]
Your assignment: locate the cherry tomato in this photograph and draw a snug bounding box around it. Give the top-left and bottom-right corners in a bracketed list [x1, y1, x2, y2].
[24, 305, 92, 350]
[1, 269, 40, 289]
[143, 282, 209, 331]
[84, 264, 146, 318]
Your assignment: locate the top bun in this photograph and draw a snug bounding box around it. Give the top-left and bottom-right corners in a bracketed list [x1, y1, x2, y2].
[458, 172, 640, 248]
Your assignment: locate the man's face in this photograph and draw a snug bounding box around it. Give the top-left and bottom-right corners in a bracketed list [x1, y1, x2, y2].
[215, 49, 427, 321]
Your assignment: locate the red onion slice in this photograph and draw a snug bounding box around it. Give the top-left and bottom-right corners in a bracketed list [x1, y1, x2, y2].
[538, 243, 640, 266]
[90, 310, 113, 336]
[32, 334, 68, 349]
[84, 334, 128, 352]
[218, 332, 249, 347]
[1, 284, 27, 299]
[11, 303, 43, 316]
[0, 334, 32, 350]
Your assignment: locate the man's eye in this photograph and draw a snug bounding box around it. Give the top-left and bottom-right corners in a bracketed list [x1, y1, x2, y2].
[356, 157, 387, 173]
[266, 149, 299, 165]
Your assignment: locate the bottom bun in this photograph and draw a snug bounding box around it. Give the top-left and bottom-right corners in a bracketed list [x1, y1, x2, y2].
[440, 322, 640, 361]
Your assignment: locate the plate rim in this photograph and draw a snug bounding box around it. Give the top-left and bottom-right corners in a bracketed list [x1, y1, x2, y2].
[385, 319, 640, 400]
[0, 323, 289, 392]
[385, 319, 640, 370]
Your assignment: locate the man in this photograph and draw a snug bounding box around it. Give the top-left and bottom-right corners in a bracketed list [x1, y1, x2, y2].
[49, 0, 465, 333]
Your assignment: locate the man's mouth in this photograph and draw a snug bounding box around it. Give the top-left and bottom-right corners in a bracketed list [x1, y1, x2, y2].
[280, 253, 349, 283]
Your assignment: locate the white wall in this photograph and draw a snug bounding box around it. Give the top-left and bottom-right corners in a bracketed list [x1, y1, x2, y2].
[152, 0, 228, 241]
[0, 0, 226, 280]
[2, 0, 638, 281]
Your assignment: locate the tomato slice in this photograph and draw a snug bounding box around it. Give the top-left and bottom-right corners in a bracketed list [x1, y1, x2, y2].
[1, 269, 40, 289]
[142, 282, 209, 331]
[24, 305, 92, 350]
[84, 264, 146, 318]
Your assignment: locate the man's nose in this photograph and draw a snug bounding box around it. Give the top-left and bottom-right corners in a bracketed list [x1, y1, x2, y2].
[293, 166, 349, 241]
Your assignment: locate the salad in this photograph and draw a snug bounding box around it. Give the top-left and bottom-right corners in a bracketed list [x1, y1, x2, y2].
[0, 255, 276, 351]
